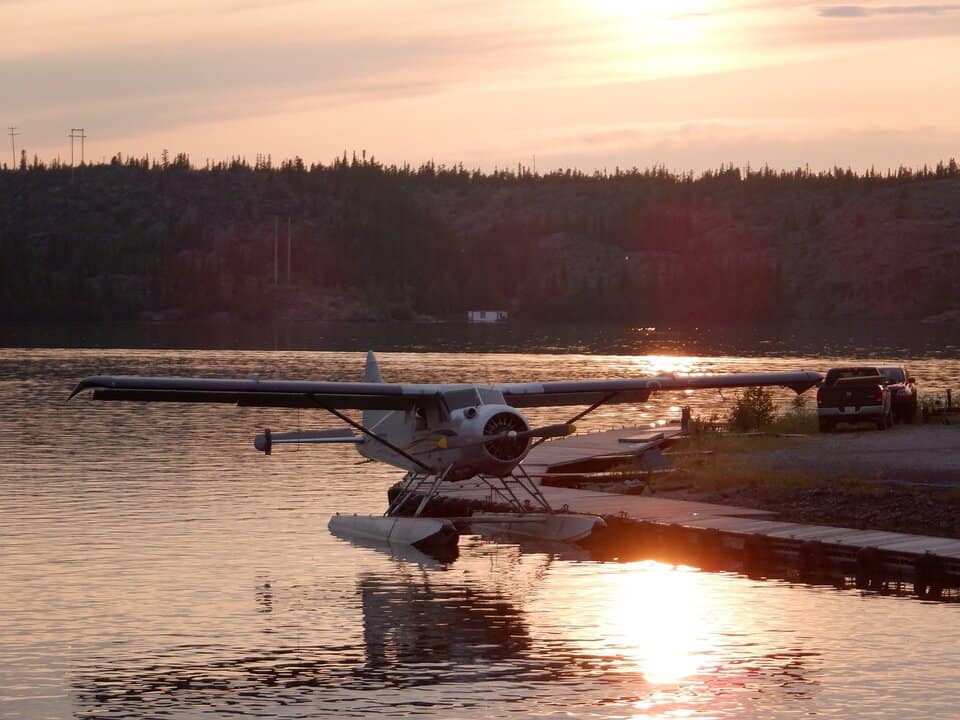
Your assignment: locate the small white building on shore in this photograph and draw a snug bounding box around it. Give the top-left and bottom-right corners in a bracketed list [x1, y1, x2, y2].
[467, 310, 509, 323]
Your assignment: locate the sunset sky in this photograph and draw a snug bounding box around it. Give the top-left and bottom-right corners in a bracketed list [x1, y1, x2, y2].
[5, 0, 960, 173]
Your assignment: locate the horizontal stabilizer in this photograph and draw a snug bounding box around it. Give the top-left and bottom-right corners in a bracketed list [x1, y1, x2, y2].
[255, 428, 361, 453]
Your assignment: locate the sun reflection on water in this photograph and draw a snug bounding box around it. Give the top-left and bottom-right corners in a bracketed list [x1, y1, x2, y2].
[628, 354, 702, 376]
[534, 560, 723, 693]
[602, 561, 712, 685]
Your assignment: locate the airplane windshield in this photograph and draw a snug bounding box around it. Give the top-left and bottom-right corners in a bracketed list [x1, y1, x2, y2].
[443, 388, 482, 410]
[477, 388, 506, 404]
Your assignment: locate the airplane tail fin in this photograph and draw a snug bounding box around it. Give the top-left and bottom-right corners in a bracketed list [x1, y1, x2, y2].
[357, 351, 413, 463]
[363, 351, 389, 428]
[364, 350, 383, 383]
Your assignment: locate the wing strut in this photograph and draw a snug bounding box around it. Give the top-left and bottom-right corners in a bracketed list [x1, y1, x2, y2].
[308, 394, 433, 473]
[529, 392, 619, 451]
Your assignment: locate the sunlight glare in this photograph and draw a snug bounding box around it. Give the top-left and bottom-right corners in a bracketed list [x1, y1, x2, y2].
[632, 355, 699, 376]
[602, 562, 711, 684]
[589, 0, 714, 19]
[570, 0, 723, 78]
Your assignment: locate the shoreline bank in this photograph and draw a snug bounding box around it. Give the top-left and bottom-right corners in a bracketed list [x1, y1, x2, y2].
[624, 424, 960, 539]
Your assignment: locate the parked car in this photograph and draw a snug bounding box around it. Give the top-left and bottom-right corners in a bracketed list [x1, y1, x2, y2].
[816, 367, 892, 432]
[877, 365, 918, 423]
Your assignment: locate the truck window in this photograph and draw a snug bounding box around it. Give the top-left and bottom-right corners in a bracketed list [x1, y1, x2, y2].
[824, 367, 880, 385]
[878, 367, 905, 383]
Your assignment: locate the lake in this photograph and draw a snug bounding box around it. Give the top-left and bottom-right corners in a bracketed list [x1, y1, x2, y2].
[2, 332, 959, 718]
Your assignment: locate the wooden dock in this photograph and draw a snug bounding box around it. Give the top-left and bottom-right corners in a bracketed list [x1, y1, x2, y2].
[435, 425, 960, 599]
[523, 424, 685, 475]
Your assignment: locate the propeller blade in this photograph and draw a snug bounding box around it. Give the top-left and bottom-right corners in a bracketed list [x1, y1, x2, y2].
[485, 422, 576, 442]
[436, 423, 575, 449]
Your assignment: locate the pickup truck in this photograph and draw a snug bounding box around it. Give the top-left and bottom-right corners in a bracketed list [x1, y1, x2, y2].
[816, 367, 892, 432]
[878, 365, 918, 423]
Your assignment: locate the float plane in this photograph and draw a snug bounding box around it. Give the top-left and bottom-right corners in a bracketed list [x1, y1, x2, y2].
[70, 353, 821, 551]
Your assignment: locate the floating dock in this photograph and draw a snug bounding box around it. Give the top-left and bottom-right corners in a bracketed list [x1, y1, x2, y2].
[523, 424, 684, 475]
[433, 425, 960, 599]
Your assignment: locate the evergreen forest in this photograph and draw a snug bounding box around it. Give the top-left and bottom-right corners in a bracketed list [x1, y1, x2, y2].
[2, 152, 959, 327]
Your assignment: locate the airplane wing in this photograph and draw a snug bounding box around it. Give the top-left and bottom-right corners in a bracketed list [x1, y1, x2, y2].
[69, 371, 822, 410]
[498, 371, 822, 408]
[68, 376, 441, 411]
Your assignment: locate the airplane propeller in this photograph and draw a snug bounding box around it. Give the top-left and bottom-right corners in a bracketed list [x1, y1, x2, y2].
[488, 421, 576, 442]
[435, 422, 575, 449]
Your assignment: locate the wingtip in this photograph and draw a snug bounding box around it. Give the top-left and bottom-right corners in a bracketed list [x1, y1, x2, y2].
[67, 376, 111, 401]
[787, 372, 823, 394]
[67, 379, 90, 401]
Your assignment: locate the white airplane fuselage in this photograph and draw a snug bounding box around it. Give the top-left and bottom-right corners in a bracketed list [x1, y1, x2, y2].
[358, 400, 533, 480]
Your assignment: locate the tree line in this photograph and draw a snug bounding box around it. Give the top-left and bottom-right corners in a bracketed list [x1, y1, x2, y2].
[1, 154, 958, 325]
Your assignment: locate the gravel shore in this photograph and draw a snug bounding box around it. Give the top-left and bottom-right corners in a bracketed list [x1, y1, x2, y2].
[658, 424, 960, 538]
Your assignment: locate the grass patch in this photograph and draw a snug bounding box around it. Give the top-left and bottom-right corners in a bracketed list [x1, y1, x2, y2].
[666, 429, 817, 495]
[663, 408, 821, 495]
[765, 410, 819, 434]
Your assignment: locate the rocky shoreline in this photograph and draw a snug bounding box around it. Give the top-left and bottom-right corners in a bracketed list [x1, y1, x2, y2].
[662, 482, 960, 539]
[649, 424, 960, 539]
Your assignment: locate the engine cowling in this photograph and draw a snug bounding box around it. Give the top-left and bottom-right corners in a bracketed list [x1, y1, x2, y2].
[482, 410, 530, 464]
[434, 404, 531, 479]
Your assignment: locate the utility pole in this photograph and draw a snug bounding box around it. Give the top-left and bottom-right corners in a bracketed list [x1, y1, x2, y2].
[273, 216, 279, 285]
[69, 128, 86, 165]
[8, 127, 19, 168]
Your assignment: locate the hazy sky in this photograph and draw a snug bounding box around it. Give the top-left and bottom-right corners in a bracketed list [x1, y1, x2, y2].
[4, 0, 960, 173]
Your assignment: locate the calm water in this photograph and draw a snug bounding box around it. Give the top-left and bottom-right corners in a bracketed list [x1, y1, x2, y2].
[3, 343, 960, 719]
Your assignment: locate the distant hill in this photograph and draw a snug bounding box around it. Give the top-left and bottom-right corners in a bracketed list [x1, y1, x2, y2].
[2, 155, 958, 327]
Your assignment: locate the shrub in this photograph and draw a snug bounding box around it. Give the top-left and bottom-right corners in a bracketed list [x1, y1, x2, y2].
[727, 386, 775, 432]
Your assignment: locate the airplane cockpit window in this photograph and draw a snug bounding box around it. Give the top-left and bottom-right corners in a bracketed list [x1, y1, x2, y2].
[442, 388, 482, 410]
[477, 388, 506, 405]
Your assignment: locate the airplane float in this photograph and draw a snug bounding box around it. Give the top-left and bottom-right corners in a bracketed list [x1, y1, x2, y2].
[70, 352, 821, 552]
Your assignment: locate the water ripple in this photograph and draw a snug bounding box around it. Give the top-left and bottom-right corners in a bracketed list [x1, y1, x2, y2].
[2, 349, 959, 719]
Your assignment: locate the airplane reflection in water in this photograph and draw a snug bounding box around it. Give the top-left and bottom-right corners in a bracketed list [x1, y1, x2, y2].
[71, 544, 819, 717]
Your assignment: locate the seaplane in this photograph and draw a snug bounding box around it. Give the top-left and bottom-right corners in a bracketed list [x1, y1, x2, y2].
[69, 353, 821, 552]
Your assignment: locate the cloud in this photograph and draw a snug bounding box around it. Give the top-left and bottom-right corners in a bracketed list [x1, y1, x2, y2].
[1, 6, 655, 151]
[4, 29, 509, 147]
[820, 5, 870, 15]
[7, 0, 960, 170]
[819, 4, 960, 17]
